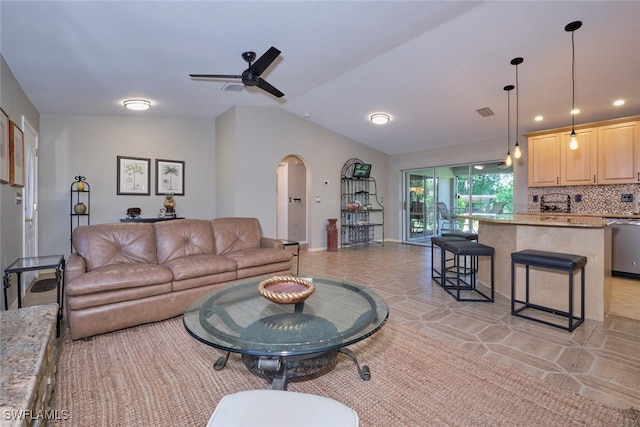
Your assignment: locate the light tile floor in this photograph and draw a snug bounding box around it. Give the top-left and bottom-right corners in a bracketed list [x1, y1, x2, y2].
[297, 243, 640, 410]
[24, 243, 639, 409]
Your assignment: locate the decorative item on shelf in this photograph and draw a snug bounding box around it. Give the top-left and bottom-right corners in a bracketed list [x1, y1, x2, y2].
[158, 193, 177, 218]
[565, 20, 582, 150]
[503, 84, 515, 167]
[126, 207, 141, 219]
[76, 178, 85, 191]
[73, 202, 87, 214]
[258, 276, 315, 304]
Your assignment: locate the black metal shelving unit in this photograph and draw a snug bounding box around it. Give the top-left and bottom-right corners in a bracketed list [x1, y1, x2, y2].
[340, 158, 384, 249]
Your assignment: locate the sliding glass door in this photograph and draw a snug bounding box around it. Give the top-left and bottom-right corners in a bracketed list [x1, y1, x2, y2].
[404, 161, 513, 244]
[406, 170, 435, 242]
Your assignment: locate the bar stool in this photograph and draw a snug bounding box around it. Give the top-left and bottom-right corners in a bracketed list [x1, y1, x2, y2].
[440, 240, 495, 302]
[441, 231, 478, 241]
[431, 236, 466, 286]
[511, 249, 586, 332]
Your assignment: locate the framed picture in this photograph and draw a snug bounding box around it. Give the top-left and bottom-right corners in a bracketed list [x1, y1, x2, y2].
[155, 159, 185, 195]
[9, 120, 24, 187]
[0, 108, 9, 184]
[117, 156, 150, 195]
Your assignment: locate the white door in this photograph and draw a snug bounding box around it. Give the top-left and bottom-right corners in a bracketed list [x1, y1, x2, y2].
[22, 117, 38, 287]
[276, 162, 288, 240]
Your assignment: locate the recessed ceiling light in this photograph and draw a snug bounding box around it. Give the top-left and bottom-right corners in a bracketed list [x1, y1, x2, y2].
[123, 99, 151, 111]
[613, 99, 625, 106]
[570, 108, 580, 115]
[370, 113, 390, 125]
[534, 115, 543, 121]
[474, 165, 484, 170]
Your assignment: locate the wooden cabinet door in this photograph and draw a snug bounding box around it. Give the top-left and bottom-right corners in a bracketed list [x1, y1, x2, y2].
[597, 121, 638, 184]
[560, 128, 597, 185]
[528, 133, 560, 187]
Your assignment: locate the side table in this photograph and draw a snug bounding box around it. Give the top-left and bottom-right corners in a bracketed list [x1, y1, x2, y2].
[3, 255, 65, 337]
[281, 240, 300, 276]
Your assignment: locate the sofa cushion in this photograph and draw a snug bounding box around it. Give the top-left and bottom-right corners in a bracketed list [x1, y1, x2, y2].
[223, 248, 293, 270]
[72, 223, 158, 271]
[164, 254, 237, 281]
[211, 217, 263, 255]
[155, 219, 216, 264]
[65, 263, 174, 296]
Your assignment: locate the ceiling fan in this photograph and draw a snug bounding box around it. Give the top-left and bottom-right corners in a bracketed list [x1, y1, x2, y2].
[189, 46, 284, 98]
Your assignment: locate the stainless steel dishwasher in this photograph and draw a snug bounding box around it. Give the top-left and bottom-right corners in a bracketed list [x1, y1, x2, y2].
[607, 218, 640, 279]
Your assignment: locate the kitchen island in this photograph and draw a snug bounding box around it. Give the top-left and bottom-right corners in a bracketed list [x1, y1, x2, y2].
[458, 213, 612, 321]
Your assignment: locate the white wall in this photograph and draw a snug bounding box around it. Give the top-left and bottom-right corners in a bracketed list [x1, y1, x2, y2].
[217, 106, 389, 250]
[388, 138, 528, 241]
[38, 114, 216, 256]
[1, 56, 40, 309]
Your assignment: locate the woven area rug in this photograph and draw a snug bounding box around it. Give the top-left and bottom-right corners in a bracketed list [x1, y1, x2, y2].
[51, 317, 639, 426]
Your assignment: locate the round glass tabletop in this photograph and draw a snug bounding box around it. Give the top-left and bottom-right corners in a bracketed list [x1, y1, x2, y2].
[183, 277, 388, 357]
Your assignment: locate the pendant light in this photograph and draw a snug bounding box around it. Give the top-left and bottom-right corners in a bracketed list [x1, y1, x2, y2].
[511, 57, 523, 159]
[566, 20, 582, 150]
[504, 85, 514, 167]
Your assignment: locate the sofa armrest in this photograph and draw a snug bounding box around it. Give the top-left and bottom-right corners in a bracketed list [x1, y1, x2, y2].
[261, 237, 284, 249]
[65, 252, 87, 283]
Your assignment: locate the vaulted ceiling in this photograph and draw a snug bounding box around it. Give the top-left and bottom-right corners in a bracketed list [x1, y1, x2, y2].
[2, 1, 639, 155]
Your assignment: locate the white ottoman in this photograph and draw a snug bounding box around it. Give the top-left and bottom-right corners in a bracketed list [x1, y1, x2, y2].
[206, 389, 359, 427]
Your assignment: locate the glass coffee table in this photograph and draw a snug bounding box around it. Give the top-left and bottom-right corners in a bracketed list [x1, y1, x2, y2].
[183, 277, 388, 390]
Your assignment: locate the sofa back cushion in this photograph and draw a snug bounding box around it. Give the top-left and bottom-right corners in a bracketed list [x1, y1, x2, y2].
[154, 219, 215, 265]
[72, 223, 158, 271]
[211, 217, 263, 255]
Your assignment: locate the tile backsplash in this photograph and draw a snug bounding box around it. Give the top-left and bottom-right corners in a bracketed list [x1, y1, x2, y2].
[527, 183, 640, 215]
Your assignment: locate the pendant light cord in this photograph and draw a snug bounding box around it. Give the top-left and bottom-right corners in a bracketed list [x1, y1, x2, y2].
[515, 63, 520, 145]
[571, 29, 576, 130]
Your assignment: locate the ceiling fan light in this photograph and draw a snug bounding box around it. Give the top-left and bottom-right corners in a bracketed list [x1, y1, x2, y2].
[370, 113, 390, 125]
[123, 99, 151, 111]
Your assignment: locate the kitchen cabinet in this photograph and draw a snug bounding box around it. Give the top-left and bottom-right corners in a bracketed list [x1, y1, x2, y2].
[597, 121, 639, 184]
[528, 133, 560, 187]
[527, 116, 639, 187]
[560, 127, 597, 185]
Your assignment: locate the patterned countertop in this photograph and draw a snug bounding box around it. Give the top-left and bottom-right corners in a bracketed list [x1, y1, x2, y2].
[458, 213, 612, 228]
[0, 304, 58, 423]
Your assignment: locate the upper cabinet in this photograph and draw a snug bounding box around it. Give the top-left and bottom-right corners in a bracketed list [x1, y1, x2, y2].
[560, 127, 598, 186]
[526, 116, 639, 187]
[597, 121, 639, 184]
[528, 133, 560, 186]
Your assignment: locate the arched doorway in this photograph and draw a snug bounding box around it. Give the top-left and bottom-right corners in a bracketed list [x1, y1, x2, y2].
[276, 155, 308, 243]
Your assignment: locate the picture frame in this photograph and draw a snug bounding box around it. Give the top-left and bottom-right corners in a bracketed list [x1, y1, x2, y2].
[155, 159, 185, 196]
[9, 120, 24, 187]
[0, 108, 9, 184]
[117, 156, 150, 195]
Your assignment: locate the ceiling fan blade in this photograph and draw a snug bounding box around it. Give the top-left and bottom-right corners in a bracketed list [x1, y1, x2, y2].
[249, 47, 281, 76]
[189, 74, 242, 80]
[256, 77, 284, 98]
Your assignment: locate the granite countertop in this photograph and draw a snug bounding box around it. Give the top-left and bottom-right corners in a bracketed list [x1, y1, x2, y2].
[520, 212, 640, 219]
[0, 304, 58, 421]
[458, 213, 613, 228]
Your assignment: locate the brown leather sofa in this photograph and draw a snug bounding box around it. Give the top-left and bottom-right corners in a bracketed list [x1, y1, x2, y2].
[65, 217, 293, 340]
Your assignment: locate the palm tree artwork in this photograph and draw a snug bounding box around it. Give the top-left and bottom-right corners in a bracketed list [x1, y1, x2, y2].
[125, 161, 146, 190]
[161, 165, 180, 192]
